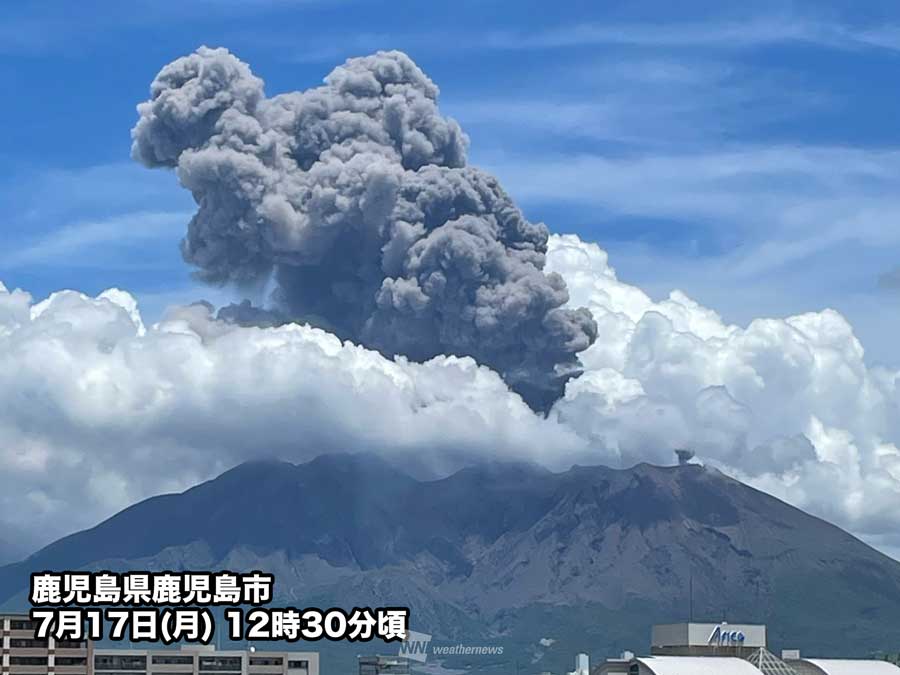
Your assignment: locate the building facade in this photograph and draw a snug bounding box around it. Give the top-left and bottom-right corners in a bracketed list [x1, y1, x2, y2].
[596, 622, 900, 675]
[1, 616, 317, 675]
[650, 622, 766, 658]
[1, 614, 91, 675]
[91, 645, 317, 675]
[358, 655, 409, 675]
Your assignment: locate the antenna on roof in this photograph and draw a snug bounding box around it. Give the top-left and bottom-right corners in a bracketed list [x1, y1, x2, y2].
[675, 448, 695, 466]
[689, 569, 694, 622]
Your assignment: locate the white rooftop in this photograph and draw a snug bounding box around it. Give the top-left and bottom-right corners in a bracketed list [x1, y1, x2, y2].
[803, 659, 900, 675]
[637, 656, 764, 675]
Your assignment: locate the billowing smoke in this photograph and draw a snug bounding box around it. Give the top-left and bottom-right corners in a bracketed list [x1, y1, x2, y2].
[131, 46, 597, 410]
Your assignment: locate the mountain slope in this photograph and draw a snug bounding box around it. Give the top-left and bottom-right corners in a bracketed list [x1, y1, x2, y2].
[3, 454, 900, 663]
[0, 537, 29, 567]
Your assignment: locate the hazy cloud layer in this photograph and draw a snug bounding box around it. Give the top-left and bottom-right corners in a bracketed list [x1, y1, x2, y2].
[131, 47, 596, 411]
[880, 266, 900, 291]
[3, 234, 900, 556]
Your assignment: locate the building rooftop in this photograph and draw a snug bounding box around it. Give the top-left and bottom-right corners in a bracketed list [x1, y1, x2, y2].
[799, 659, 900, 675]
[636, 656, 765, 675]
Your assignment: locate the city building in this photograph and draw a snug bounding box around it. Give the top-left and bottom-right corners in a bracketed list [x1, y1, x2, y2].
[1, 615, 318, 675]
[595, 622, 900, 675]
[783, 658, 900, 675]
[1, 614, 91, 675]
[92, 645, 317, 675]
[650, 622, 766, 658]
[358, 656, 409, 675]
[567, 653, 590, 675]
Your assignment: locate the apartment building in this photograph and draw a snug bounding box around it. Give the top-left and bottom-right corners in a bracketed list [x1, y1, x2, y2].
[1, 614, 91, 675]
[1, 616, 317, 675]
[92, 645, 318, 675]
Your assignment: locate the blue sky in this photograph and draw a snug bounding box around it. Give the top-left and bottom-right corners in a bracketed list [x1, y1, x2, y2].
[4, 0, 900, 366]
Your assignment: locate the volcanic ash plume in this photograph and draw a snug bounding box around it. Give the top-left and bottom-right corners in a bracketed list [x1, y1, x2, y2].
[132, 46, 597, 410]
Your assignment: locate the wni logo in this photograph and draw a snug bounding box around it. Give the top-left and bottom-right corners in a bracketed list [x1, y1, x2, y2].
[399, 630, 433, 663]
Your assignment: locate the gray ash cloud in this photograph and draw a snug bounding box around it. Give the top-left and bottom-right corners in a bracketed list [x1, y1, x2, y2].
[132, 46, 597, 411]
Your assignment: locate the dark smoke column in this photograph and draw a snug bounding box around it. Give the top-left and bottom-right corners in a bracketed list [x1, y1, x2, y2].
[132, 46, 597, 411]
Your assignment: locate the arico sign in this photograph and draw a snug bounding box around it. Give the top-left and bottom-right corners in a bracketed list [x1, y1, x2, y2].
[708, 624, 746, 646]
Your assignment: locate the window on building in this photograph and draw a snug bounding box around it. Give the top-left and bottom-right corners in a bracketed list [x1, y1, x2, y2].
[152, 656, 194, 665]
[95, 655, 148, 670]
[10, 638, 49, 648]
[10, 620, 37, 631]
[358, 662, 408, 675]
[56, 657, 88, 666]
[56, 640, 88, 649]
[250, 658, 283, 666]
[287, 661, 308, 670]
[199, 657, 243, 672]
[10, 657, 49, 665]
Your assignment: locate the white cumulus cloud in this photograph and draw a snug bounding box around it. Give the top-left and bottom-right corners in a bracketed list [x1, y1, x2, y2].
[2, 233, 900, 558]
[546, 233, 900, 552]
[0, 280, 585, 551]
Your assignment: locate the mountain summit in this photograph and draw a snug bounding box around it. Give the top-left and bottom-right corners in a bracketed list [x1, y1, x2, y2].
[3, 454, 900, 663]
